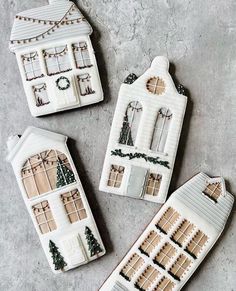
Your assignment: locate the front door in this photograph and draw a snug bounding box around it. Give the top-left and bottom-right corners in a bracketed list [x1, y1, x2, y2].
[53, 74, 79, 109]
[126, 166, 148, 199]
[60, 234, 87, 267]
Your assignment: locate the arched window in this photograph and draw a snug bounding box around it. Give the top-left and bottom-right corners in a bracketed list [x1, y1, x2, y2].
[21, 149, 76, 198]
[150, 108, 172, 152]
[119, 101, 143, 146]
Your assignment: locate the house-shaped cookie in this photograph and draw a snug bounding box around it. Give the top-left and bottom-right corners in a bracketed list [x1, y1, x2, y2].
[6, 127, 105, 273]
[100, 173, 234, 291]
[99, 56, 187, 203]
[9, 0, 103, 116]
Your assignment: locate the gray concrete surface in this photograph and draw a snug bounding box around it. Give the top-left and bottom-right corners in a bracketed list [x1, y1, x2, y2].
[0, 0, 236, 290]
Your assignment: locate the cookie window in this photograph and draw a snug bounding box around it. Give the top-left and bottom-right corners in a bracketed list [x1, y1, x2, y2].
[139, 230, 161, 257]
[146, 77, 165, 95]
[43, 45, 72, 76]
[107, 165, 125, 188]
[21, 52, 44, 81]
[119, 101, 143, 146]
[32, 83, 50, 107]
[77, 73, 95, 96]
[21, 150, 76, 198]
[156, 207, 180, 234]
[32, 200, 56, 234]
[171, 219, 194, 247]
[120, 253, 144, 281]
[153, 243, 176, 269]
[135, 265, 159, 291]
[154, 277, 175, 291]
[203, 182, 222, 203]
[168, 254, 191, 281]
[61, 189, 87, 223]
[72, 42, 92, 69]
[150, 108, 172, 153]
[185, 230, 208, 259]
[145, 173, 162, 196]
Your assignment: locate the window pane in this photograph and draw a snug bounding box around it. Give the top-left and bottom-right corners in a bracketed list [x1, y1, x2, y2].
[150, 108, 172, 152]
[43, 46, 72, 76]
[32, 201, 56, 234]
[107, 165, 125, 188]
[120, 253, 144, 281]
[77, 73, 95, 96]
[139, 230, 161, 257]
[145, 173, 162, 196]
[156, 207, 180, 234]
[72, 42, 92, 69]
[171, 219, 194, 247]
[61, 189, 87, 224]
[154, 277, 175, 291]
[135, 265, 159, 291]
[168, 254, 191, 281]
[153, 243, 176, 269]
[21, 52, 44, 81]
[119, 101, 143, 146]
[21, 150, 76, 198]
[33, 83, 50, 107]
[185, 230, 208, 259]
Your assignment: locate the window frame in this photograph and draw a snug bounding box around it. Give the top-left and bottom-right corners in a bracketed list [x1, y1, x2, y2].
[139, 230, 161, 257]
[21, 51, 44, 81]
[77, 73, 95, 96]
[43, 45, 72, 76]
[32, 200, 56, 234]
[61, 189, 87, 223]
[202, 182, 222, 203]
[150, 108, 172, 153]
[153, 242, 177, 270]
[168, 254, 191, 281]
[145, 173, 162, 196]
[135, 265, 159, 291]
[120, 253, 144, 282]
[118, 101, 143, 147]
[156, 207, 180, 234]
[21, 149, 76, 199]
[72, 41, 92, 69]
[171, 219, 194, 247]
[185, 230, 208, 259]
[107, 165, 125, 188]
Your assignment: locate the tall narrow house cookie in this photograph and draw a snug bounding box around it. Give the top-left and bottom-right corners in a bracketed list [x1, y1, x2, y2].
[99, 56, 187, 203]
[6, 127, 105, 273]
[100, 173, 234, 291]
[9, 0, 103, 116]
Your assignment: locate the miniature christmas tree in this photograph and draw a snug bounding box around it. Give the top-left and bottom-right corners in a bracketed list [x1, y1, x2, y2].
[49, 240, 67, 271]
[118, 112, 134, 146]
[56, 157, 76, 188]
[85, 226, 103, 257]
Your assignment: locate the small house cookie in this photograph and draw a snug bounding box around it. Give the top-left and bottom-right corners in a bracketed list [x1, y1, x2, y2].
[6, 127, 105, 273]
[100, 173, 234, 290]
[9, 0, 103, 116]
[99, 56, 187, 203]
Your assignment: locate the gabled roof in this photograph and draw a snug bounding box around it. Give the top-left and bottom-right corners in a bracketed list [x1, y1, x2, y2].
[6, 126, 67, 162]
[9, 0, 92, 53]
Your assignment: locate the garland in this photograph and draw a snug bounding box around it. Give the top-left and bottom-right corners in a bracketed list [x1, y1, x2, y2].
[78, 73, 91, 82]
[32, 201, 50, 213]
[61, 189, 80, 203]
[72, 42, 88, 51]
[158, 108, 172, 119]
[111, 149, 170, 169]
[22, 52, 38, 62]
[128, 101, 142, 112]
[11, 4, 85, 45]
[43, 46, 68, 58]
[33, 84, 46, 93]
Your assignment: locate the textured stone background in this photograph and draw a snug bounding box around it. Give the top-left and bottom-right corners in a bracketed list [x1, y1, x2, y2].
[0, 0, 235, 290]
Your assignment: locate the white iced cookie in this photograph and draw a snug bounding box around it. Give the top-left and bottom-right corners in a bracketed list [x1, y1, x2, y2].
[99, 56, 187, 204]
[7, 127, 105, 273]
[9, 0, 103, 116]
[100, 173, 234, 291]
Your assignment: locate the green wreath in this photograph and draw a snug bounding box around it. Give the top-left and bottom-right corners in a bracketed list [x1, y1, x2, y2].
[56, 76, 70, 90]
